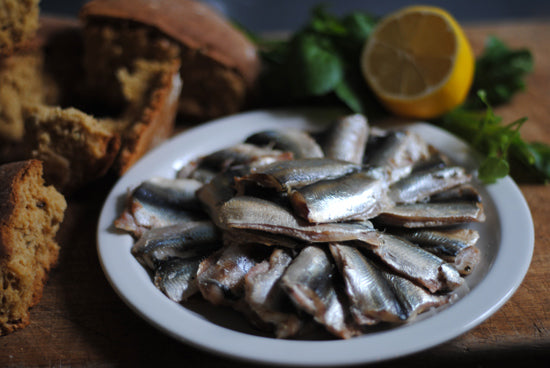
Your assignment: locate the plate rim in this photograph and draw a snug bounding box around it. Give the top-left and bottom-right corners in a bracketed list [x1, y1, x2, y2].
[96, 107, 534, 366]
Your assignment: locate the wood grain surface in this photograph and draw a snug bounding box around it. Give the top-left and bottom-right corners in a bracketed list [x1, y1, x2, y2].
[1, 20, 549, 367]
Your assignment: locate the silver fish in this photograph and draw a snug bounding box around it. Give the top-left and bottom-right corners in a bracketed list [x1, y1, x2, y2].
[217, 196, 382, 245]
[428, 184, 482, 203]
[197, 243, 270, 306]
[176, 144, 292, 182]
[290, 172, 390, 223]
[235, 158, 362, 193]
[363, 129, 432, 183]
[281, 246, 361, 339]
[244, 249, 303, 338]
[391, 228, 481, 275]
[196, 166, 251, 226]
[185, 167, 218, 184]
[198, 143, 293, 173]
[245, 129, 324, 159]
[133, 177, 203, 210]
[115, 178, 206, 237]
[376, 201, 486, 228]
[383, 271, 454, 320]
[410, 153, 451, 173]
[153, 256, 203, 302]
[388, 166, 472, 204]
[131, 221, 221, 269]
[357, 233, 464, 293]
[223, 229, 305, 249]
[322, 114, 369, 164]
[329, 244, 406, 325]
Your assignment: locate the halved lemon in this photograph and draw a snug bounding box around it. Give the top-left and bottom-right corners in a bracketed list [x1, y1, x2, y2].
[361, 6, 474, 119]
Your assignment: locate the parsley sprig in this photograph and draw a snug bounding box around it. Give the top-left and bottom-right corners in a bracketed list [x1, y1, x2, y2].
[256, 6, 548, 183]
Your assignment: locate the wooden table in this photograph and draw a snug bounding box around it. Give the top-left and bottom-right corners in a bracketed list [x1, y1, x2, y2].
[1, 20, 549, 367]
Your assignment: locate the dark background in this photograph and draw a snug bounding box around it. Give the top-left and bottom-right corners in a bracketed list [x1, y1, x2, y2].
[41, 0, 550, 33]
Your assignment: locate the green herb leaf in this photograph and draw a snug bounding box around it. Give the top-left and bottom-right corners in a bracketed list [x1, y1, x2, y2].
[308, 5, 348, 36]
[340, 12, 378, 43]
[287, 32, 344, 97]
[253, 6, 547, 184]
[334, 79, 364, 113]
[258, 6, 379, 108]
[435, 91, 550, 183]
[528, 142, 550, 182]
[479, 156, 510, 183]
[464, 36, 534, 108]
[510, 141, 550, 183]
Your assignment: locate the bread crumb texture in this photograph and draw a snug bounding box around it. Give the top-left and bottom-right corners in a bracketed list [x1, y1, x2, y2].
[0, 159, 66, 335]
[0, 51, 45, 141]
[1, 0, 257, 191]
[23, 105, 122, 192]
[80, 0, 260, 121]
[0, 0, 40, 56]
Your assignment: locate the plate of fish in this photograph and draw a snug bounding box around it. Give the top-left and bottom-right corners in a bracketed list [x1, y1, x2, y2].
[97, 107, 534, 366]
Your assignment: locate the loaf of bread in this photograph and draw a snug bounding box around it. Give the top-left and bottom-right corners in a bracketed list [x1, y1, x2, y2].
[0, 159, 66, 335]
[0, 51, 45, 141]
[80, 0, 260, 121]
[113, 58, 182, 174]
[0, 0, 40, 57]
[0, 17, 182, 191]
[23, 105, 122, 193]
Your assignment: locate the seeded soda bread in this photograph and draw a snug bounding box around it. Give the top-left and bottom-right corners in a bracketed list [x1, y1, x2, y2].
[0, 159, 66, 335]
[79, 0, 260, 121]
[0, 0, 40, 57]
[0, 17, 182, 191]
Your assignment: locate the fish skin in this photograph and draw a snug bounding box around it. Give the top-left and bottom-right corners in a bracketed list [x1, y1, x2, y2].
[388, 166, 472, 204]
[330, 244, 406, 325]
[198, 143, 293, 172]
[195, 166, 251, 227]
[245, 129, 324, 159]
[217, 196, 383, 245]
[186, 167, 218, 184]
[176, 144, 293, 183]
[410, 153, 451, 173]
[357, 233, 464, 293]
[392, 228, 481, 275]
[196, 145, 293, 181]
[153, 256, 203, 302]
[133, 177, 204, 211]
[322, 114, 369, 164]
[131, 199, 205, 229]
[244, 249, 303, 338]
[281, 246, 361, 339]
[223, 229, 305, 249]
[376, 201, 486, 228]
[290, 172, 390, 223]
[114, 179, 207, 238]
[363, 129, 432, 183]
[197, 243, 270, 306]
[235, 158, 362, 193]
[383, 271, 454, 321]
[428, 184, 482, 203]
[131, 221, 222, 269]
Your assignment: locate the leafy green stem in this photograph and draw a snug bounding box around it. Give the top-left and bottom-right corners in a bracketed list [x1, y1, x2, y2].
[255, 5, 549, 183]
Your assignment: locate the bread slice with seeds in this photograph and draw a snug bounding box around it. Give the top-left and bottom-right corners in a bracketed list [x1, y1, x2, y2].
[0, 159, 66, 335]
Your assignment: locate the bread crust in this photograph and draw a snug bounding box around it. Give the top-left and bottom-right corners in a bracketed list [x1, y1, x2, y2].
[115, 59, 183, 174]
[79, 0, 260, 87]
[0, 0, 41, 58]
[23, 106, 122, 193]
[0, 159, 66, 335]
[0, 162, 29, 250]
[1, 16, 183, 190]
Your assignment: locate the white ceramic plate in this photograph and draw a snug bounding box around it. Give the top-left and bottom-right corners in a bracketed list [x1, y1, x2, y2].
[97, 108, 534, 366]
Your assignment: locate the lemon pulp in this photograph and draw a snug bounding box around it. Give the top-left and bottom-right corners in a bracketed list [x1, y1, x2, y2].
[361, 6, 474, 119]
